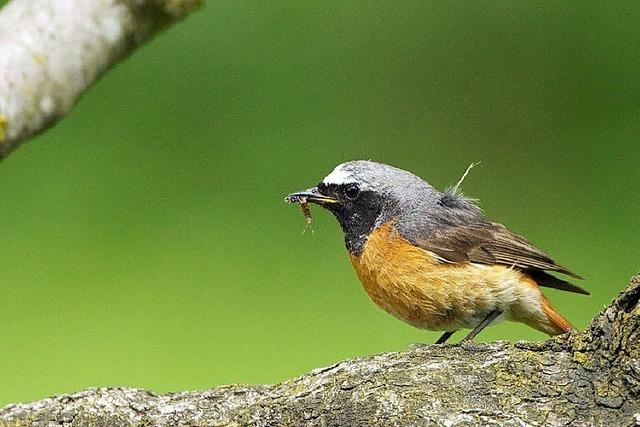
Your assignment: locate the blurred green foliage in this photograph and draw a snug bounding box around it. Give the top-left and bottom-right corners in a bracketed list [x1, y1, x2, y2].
[0, 0, 638, 406]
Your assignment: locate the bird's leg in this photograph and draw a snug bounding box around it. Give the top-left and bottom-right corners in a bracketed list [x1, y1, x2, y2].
[462, 310, 503, 342]
[435, 330, 456, 344]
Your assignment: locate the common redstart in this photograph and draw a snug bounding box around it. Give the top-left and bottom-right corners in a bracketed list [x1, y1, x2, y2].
[286, 160, 588, 343]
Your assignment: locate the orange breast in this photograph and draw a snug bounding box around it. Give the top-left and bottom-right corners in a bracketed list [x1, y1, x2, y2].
[348, 222, 535, 331]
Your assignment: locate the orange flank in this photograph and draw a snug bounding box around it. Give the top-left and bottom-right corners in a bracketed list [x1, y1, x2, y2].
[348, 222, 573, 336]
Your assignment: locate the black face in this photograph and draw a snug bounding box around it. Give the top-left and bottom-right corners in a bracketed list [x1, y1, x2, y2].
[316, 182, 383, 254]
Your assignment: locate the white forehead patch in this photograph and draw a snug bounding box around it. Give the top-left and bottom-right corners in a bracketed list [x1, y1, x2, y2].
[322, 164, 353, 185]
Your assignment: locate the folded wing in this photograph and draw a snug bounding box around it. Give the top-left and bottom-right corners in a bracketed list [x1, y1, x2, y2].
[415, 222, 589, 295]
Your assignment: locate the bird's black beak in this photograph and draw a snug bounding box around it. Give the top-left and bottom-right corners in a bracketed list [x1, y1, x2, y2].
[285, 187, 339, 205]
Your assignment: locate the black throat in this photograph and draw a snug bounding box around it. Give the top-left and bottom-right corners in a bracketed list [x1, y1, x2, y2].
[325, 191, 384, 255]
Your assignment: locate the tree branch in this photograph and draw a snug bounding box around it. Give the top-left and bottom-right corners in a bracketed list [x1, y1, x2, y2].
[1, 274, 639, 426]
[0, 0, 201, 159]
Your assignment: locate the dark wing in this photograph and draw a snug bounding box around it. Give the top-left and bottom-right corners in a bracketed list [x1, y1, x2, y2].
[416, 221, 589, 295]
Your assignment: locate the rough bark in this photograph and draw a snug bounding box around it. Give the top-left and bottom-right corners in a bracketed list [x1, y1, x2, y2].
[0, 0, 201, 159]
[1, 275, 639, 426]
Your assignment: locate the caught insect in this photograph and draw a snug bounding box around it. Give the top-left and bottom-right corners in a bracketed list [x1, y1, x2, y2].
[285, 194, 313, 232]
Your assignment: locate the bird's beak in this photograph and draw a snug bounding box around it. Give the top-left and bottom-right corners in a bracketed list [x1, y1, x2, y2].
[285, 187, 339, 205]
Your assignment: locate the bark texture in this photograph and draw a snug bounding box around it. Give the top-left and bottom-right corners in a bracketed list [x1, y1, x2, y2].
[1, 275, 639, 426]
[0, 0, 201, 159]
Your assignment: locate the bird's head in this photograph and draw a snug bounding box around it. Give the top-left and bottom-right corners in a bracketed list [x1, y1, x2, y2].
[286, 160, 449, 254]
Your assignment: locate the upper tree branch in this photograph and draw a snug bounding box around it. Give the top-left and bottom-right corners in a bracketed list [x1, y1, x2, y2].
[0, 0, 201, 159]
[1, 274, 639, 426]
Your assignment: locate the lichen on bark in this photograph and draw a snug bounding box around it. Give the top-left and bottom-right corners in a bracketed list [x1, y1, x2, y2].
[1, 274, 639, 426]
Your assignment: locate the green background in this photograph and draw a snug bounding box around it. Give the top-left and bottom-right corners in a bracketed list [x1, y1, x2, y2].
[0, 1, 638, 406]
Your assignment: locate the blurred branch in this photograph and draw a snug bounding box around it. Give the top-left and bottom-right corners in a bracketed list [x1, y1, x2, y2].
[1, 275, 639, 426]
[0, 0, 201, 160]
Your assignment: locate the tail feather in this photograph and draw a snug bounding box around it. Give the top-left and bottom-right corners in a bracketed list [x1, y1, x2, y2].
[541, 297, 573, 335]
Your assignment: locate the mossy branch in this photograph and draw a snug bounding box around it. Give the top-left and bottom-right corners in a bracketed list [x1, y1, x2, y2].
[1, 275, 639, 426]
[0, 0, 201, 160]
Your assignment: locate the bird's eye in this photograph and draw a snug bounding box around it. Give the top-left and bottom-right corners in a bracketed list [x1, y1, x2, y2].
[344, 184, 360, 200]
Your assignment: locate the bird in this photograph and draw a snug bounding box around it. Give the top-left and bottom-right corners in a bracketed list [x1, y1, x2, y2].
[285, 160, 588, 343]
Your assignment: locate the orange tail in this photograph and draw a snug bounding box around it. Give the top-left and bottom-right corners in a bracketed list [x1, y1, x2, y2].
[541, 297, 573, 335]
